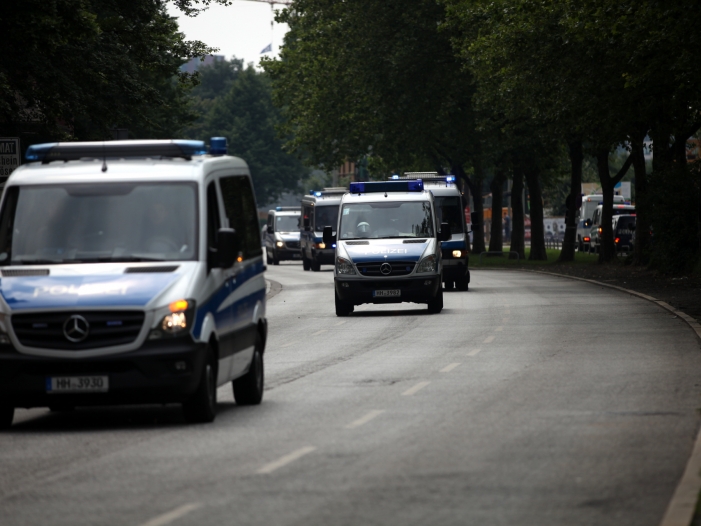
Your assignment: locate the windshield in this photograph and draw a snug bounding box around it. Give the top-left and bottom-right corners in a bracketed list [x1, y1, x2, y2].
[314, 205, 339, 231]
[434, 196, 464, 234]
[339, 201, 434, 240]
[0, 183, 198, 264]
[275, 215, 300, 232]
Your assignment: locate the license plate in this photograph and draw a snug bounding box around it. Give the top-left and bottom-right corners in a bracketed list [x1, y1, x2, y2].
[292, 253, 301, 259]
[373, 289, 400, 297]
[46, 376, 109, 393]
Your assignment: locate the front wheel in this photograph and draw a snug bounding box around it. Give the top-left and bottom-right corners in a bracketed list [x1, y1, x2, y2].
[335, 290, 354, 316]
[183, 345, 217, 423]
[427, 286, 443, 314]
[233, 334, 264, 405]
[455, 277, 469, 291]
[311, 259, 321, 272]
[302, 254, 311, 271]
[444, 280, 454, 290]
[272, 251, 280, 265]
[0, 406, 14, 430]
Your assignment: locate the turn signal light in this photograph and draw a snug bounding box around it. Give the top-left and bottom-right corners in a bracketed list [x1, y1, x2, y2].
[169, 300, 189, 313]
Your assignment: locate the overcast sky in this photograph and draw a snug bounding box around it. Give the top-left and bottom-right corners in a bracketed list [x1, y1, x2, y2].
[167, 1, 289, 67]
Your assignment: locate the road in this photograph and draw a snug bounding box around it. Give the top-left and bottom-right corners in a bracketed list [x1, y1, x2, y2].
[1, 263, 700, 526]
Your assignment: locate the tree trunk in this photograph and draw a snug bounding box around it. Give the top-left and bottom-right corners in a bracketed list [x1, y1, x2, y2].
[488, 170, 505, 253]
[631, 138, 650, 265]
[470, 159, 486, 255]
[524, 168, 547, 260]
[558, 139, 583, 262]
[510, 165, 526, 259]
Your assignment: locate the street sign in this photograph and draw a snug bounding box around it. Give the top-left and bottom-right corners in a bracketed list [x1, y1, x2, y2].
[0, 138, 20, 178]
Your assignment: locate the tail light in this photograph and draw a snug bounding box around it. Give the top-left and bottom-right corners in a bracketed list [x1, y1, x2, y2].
[598, 227, 602, 233]
[615, 237, 620, 244]
[583, 237, 590, 242]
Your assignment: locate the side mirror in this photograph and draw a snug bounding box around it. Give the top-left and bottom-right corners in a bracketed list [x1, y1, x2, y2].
[216, 228, 238, 268]
[322, 225, 335, 246]
[266, 225, 273, 234]
[470, 212, 480, 226]
[439, 222, 451, 242]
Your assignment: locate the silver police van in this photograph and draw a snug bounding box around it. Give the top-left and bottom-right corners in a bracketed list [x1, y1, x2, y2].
[263, 206, 301, 265]
[300, 188, 345, 271]
[0, 139, 267, 428]
[326, 180, 450, 316]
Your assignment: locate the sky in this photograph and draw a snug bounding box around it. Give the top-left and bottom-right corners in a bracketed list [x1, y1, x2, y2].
[167, 1, 290, 67]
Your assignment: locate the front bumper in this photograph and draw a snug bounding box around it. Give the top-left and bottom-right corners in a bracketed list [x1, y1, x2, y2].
[0, 337, 208, 408]
[335, 276, 441, 305]
[274, 248, 302, 260]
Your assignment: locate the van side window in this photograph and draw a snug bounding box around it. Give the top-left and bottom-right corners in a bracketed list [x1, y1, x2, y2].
[219, 176, 263, 259]
[206, 182, 221, 256]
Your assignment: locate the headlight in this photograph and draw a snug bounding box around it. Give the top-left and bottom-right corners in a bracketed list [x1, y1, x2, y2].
[275, 241, 284, 248]
[336, 257, 356, 275]
[150, 299, 196, 339]
[452, 250, 462, 258]
[417, 254, 437, 273]
[316, 242, 326, 249]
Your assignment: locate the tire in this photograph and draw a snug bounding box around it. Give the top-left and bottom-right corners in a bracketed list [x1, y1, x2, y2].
[0, 406, 14, 430]
[302, 254, 311, 271]
[183, 345, 217, 424]
[233, 334, 264, 405]
[335, 290, 354, 316]
[427, 285, 443, 314]
[456, 277, 469, 291]
[444, 280, 454, 290]
[272, 251, 280, 266]
[266, 250, 272, 265]
[577, 239, 584, 251]
[311, 259, 321, 272]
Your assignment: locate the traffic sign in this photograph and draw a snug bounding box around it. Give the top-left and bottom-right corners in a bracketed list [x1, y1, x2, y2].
[0, 138, 20, 178]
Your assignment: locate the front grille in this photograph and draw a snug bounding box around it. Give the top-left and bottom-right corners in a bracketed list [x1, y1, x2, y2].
[285, 241, 300, 249]
[403, 239, 426, 244]
[124, 266, 179, 273]
[12, 311, 145, 350]
[356, 261, 416, 277]
[1, 269, 50, 277]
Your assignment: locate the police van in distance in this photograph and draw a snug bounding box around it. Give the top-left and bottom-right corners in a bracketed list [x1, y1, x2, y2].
[397, 173, 470, 291]
[263, 206, 301, 265]
[300, 188, 346, 271]
[326, 180, 450, 316]
[0, 138, 267, 429]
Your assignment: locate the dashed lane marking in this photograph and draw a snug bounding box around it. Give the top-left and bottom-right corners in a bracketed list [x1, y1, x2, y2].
[440, 363, 461, 373]
[483, 335, 495, 343]
[280, 342, 296, 348]
[139, 503, 202, 526]
[346, 410, 385, 429]
[468, 348, 482, 356]
[495, 326, 503, 332]
[334, 321, 347, 326]
[402, 381, 430, 396]
[311, 330, 327, 336]
[257, 446, 317, 475]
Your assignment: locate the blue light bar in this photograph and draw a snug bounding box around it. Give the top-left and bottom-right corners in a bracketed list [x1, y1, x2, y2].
[350, 180, 424, 194]
[391, 174, 399, 179]
[25, 140, 207, 163]
[209, 137, 227, 155]
[446, 175, 456, 183]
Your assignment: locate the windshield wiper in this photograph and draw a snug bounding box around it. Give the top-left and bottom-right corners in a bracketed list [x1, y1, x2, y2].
[11, 258, 77, 265]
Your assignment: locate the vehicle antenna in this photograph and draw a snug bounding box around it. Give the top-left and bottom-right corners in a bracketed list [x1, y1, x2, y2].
[101, 142, 108, 173]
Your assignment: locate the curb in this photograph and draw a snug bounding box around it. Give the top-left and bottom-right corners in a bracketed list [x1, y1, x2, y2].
[521, 269, 701, 526]
[266, 279, 282, 301]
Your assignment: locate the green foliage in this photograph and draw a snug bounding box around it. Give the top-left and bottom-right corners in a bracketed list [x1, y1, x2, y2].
[185, 63, 308, 205]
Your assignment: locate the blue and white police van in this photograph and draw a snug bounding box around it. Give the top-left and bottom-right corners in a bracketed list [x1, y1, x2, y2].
[263, 206, 302, 265]
[0, 139, 267, 428]
[300, 188, 345, 271]
[326, 180, 450, 316]
[400, 173, 470, 291]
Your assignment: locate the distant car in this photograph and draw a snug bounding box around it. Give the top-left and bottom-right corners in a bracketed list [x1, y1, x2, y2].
[576, 218, 592, 251]
[613, 214, 636, 253]
[589, 204, 635, 253]
[263, 207, 301, 265]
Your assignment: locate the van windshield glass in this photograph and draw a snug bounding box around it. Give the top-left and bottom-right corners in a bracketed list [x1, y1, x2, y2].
[339, 201, 434, 240]
[275, 215, 300, 232]
[314, 205, 338, 231]
[0, 183, 198, 265]
[434, 197, 463, 234]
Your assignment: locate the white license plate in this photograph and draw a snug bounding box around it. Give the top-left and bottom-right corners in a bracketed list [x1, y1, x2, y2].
[46, 376, 109, 393]
[373, 289, 400, 297]
[292, 253, 301, 259]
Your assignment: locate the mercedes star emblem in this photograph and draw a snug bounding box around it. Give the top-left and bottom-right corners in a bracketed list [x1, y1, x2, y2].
[380, 262, 392, 275]
[63, 315, 90, 343]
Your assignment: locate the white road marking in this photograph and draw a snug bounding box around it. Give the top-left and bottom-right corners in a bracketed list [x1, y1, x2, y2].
[334, 321, 347, 326]
[440, 363, 461, 373]
[468, 348, 482, 356]
[483, 335, 495, 343]
[495, 326, 503, 332]
[402, 381, 430, 396]
[280, 342, 295, 348]
[311, 330, 327, 336]
[257, 446, 317, 475]
[345, 410, 385, 429]
[139, 503, 202, 526]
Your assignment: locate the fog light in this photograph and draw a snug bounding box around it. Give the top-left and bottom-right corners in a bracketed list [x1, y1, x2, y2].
[342, 282, 349, 288]
[276, 241, 284, 248]
[452, 250, 462, 258]
[424, 280, 432, 285]
[148, 329, 162, 340]
[175, 361, 187, 371]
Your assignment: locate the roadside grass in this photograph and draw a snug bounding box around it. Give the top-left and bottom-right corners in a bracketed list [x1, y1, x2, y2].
[469, 248, 600, 268]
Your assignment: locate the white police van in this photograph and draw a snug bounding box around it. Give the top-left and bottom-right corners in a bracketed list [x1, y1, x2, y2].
[300, 188, 346, 271]
[0, 139, 267, 428]
[263, 206, 301, 264]
[399, 173, 470, 291]
[327, 180, 450, 316]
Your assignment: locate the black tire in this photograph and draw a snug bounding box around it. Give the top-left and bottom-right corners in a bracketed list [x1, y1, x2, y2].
[233, 334, 264, 405]
[444, 280, 454, 290]
[456, 277, 469, 291]
[302, 254, 311, 271]
[183, 345, 217, 423]
[272, 251, 280, 265]
[266, 250, 272, 265]
[0, 406, 14, 430]
[427, 285, 443, 314]
[335, 290, 354, 316]
[311, 259, 321, 272]
[577, 239, 584, 251]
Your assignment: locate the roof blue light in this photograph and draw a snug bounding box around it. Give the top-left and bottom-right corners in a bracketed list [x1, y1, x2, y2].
[25, 140, 207, 163]
[314, 191, 323, 197]
[209, 137, 227, 155]
[446, 175, 456, 183]
[349, 180, 424, 194]
[391, 174, 399, 179]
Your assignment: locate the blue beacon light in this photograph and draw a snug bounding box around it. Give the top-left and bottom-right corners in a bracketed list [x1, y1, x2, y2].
[209, 137, 227, 155]
[446, 175, 456, 183]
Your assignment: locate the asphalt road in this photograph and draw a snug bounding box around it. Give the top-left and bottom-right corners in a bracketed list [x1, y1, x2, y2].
[2, 263, 701, 526]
